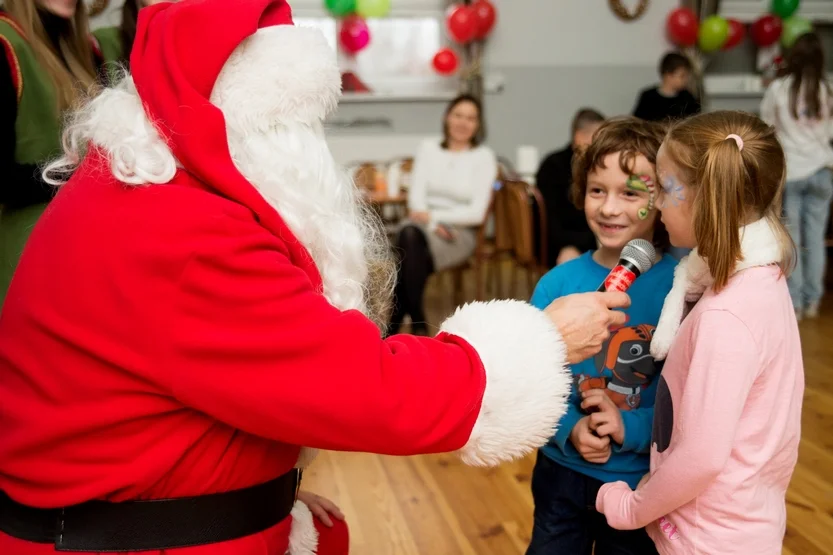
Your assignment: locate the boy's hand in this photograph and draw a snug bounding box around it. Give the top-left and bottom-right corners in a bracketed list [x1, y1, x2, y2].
[569, 416, 611, 464]
[581, 390, 625, 445]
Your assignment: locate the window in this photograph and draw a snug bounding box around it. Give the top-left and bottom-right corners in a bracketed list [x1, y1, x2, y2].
[295, 13, 454, 98]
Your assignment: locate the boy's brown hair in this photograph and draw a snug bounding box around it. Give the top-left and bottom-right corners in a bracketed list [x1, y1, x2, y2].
[571, 116, 670, 251]
[663, 111, 793, 291]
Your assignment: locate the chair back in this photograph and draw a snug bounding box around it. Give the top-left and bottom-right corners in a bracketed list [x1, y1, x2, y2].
[498, 180, 548, 269]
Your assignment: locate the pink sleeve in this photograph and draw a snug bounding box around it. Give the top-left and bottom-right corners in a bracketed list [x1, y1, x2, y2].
[597, 309, 759, 530]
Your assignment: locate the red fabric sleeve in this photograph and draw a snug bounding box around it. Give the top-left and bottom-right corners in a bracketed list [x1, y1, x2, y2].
[167, 216, 486, 456]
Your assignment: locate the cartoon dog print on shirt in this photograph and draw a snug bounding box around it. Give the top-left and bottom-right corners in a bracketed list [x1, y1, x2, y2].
[576, 324, 659, 411]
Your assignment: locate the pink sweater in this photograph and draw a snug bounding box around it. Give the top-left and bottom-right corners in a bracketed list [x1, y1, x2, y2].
[597, 266, 804, 554]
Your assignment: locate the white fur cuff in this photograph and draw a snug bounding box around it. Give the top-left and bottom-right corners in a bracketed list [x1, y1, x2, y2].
[288, 501, 319, 555]
[440, 300, 572, 466]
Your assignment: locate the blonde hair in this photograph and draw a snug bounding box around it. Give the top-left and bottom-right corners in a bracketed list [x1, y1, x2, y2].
[4, 0, 99, 113]
[664, 111, 794, 291]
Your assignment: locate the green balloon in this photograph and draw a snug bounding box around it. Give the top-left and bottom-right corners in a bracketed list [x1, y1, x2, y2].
[782, 16, 813, 47]
[356, 0, 391, 18]
[771, 0, 800, 19]
[325, 0, 356, 17]
[698, 15, 729, 53]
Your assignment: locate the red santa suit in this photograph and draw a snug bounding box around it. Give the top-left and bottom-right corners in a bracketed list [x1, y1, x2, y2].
[0, 1, 570, 553]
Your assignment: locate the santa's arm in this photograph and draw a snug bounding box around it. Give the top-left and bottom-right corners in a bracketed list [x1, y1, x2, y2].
[168, 218, 571, 466]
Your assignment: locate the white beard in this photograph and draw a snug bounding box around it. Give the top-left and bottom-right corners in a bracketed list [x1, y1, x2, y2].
[225, 122, 395, 330]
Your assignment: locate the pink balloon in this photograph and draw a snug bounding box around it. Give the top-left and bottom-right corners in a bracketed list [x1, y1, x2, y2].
[340, 15, 370, 54]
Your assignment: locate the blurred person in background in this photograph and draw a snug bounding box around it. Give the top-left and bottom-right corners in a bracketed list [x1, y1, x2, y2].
[0, 0, 100, 310]
[388, 94, 497, 336]
[761, 31, 833, 320]
[536, 108, 605, 268]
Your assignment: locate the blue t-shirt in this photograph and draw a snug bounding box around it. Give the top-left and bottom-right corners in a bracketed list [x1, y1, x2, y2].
[531, 251, 677, 489]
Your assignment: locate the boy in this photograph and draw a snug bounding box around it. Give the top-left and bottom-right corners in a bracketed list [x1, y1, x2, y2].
[633, 52, 700, 123]
[536, 108, 605, 268]
[526, 118, 676, 555]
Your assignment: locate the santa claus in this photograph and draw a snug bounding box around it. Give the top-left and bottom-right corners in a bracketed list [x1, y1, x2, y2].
[0, 0, 628, 553]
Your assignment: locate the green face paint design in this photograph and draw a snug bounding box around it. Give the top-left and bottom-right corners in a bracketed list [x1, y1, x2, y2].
[626, 174, 656, 220]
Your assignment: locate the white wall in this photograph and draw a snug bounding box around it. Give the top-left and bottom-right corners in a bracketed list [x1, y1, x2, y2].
[486, 0, 679, 67]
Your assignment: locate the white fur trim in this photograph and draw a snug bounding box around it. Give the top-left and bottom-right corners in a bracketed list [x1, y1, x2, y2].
[651, 218, 784, 360]
[288, 501, 319, 555]
[294, 447, 319, 469]
[439, 300, 572, 467]
[211, 25, 341, 133]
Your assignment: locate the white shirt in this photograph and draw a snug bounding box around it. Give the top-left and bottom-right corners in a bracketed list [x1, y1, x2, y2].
[407, 139, 498, 228]
[760, 76, 833, 181]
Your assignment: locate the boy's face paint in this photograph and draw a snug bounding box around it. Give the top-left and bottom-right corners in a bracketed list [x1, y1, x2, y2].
[626, 175, 656, 220]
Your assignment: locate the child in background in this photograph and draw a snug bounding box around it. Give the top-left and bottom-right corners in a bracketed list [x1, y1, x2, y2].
[761, 32, 833, 320]
[596, 111, 804, 555]
[633, 52, 701, 123]
[526, 117, 676, 555]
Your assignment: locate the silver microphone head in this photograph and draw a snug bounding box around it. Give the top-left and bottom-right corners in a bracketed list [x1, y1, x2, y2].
[621, 239, 656, 274]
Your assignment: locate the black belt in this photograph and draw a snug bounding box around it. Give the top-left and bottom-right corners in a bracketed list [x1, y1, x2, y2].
[0, 469, 300, 552]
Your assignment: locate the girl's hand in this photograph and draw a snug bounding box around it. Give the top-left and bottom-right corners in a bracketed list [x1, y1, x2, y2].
[409, 211, 430, 224]
[582, 389, 625, 445]
[296, 491, 345, 527]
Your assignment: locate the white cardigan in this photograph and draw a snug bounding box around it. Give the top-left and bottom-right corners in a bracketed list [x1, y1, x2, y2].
[760, 76, 833, 182]
[407, 139, 498, 229]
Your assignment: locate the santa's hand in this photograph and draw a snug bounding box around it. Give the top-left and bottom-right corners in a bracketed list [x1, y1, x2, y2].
[596, 481, 640, 530]
[297, 491, 344, 528]
[544, 292, 630, 364]
[582, 390, 625, 445]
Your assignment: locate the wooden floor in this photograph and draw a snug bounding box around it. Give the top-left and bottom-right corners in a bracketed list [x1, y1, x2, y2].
[304, 268, 833, 555]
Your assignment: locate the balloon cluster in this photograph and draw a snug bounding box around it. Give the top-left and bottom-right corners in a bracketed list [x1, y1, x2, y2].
[432, 1, 497, 76]
[666, 0, 812, 53]
[325, 0, 391, 54]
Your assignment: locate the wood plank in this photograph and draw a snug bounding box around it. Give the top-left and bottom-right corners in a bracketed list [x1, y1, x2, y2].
[303, 271, 833, 555]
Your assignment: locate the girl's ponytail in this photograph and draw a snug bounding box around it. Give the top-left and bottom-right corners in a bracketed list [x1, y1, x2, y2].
[664, 111, 791, 293]
[694, 137, 748, 290]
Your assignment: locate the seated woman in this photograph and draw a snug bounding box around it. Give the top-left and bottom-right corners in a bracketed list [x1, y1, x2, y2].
[388, 94, 498, 336]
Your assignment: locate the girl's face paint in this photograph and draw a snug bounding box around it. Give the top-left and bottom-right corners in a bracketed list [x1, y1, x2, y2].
[626, 174, 656, 220]
[657, 171, 686, 209]
[656, 143, 697, 249]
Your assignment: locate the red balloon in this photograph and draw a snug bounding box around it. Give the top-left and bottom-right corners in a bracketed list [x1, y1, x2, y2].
[432, 48, 459, 75]
[722, 19, 746, 50]
[472, 0, 497, 40]
[447, 5, 477, 44]
[666, 7, 698, 47]
[750, 15, 782, 47]
[340, 15, 370, 55]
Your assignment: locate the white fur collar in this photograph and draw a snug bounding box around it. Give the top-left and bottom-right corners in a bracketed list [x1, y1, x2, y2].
[650, 218, 784, 360]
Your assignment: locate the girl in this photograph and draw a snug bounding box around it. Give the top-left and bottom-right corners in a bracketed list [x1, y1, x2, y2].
[387, 94, 497, 336]
[0, 0, 100, 308]
[596, 111, 804, 555]
[761, 32, 833, 320]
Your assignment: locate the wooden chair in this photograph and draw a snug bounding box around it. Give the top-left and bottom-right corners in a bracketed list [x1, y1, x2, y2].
[445, 187, 501, 306]
[497, 180, 549, 298]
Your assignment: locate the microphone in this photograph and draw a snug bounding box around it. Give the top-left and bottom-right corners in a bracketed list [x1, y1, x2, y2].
[597, 239, 657, 293]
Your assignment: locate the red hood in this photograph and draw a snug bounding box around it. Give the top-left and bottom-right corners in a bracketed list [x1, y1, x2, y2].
[130, 0, 294, 226]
